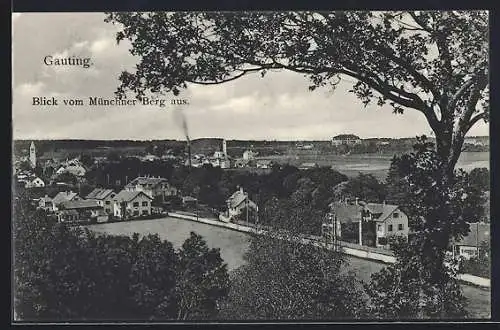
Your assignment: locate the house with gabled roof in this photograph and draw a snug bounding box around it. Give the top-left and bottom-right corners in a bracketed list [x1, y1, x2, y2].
[86, 188, 116, 214]
[25, 176, 45, 188]
[57, 199, 105, 223]
[113, 190, 153, 220]
[124, 175, 177, 203]
[219, 187, 258, 223]
[38, 195, 55, 212]
[51, 191, 81, 211]
[329, 199, 409, 249]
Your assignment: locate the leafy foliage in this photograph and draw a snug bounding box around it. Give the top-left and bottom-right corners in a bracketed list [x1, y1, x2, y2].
[342, 173, 387, 202]
[13, 192, 229, 321]
[366, 237, 467, 319]
[175, 232, 230, 320]
[220, 202, 368, 320]
[459, 240, 491, 279]
[468, 167, 489, 193]
[366, 138, 478, 319]
[105, 11, 488, 173]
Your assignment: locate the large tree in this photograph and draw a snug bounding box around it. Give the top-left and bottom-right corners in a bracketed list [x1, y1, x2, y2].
[105, 11, 488, 176]
[13, 192, 229, 321]
[220, 198, 368, 320]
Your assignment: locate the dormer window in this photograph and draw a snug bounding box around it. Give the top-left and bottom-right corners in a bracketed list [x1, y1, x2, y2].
[393, 212, 399, 218]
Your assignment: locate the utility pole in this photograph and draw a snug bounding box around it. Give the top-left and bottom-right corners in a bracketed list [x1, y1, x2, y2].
[332, 211, 337, 252]
[476, 223, 479, 258]
[245, 192, 249, 226]
[359, 216, 363, 247]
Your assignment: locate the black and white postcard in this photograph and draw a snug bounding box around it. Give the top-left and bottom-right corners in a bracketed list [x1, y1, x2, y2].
[12, 11, 491, 322]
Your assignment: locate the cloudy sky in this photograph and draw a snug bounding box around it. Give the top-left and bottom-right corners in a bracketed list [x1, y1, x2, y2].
[12, 13, 488, 141]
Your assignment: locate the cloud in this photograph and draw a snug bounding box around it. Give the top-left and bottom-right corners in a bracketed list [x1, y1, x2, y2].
[90, 38, 113, 54]
[11, 13, 490, 141]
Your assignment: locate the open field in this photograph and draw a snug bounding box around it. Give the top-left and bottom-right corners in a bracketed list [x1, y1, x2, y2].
[87, 217, 491, 319]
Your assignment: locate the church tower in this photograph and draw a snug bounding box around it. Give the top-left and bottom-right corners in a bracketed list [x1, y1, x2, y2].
[29, 141, 36, 169]
[222, 139, 227, 157]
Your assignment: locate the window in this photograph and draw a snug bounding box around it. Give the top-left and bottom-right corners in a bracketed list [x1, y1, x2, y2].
[398, 223, 404, 231]
[105, 208, 110, 213]
[393, 212, 399, 218]
[105, 201, 110, 205]
[142, 201, 148, 207]
[388, 224, 393, 232]
[133, 210, 139, 216]
[378, 237, 388, 245]
[377, 224, 382, 231]
[133, 202, 139, 207]
[142, 210, 149, 215]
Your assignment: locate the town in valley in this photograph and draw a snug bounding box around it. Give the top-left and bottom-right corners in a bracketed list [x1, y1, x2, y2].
[13, 135, 490, 262]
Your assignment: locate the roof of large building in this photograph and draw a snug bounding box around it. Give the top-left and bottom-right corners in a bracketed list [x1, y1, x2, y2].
[330, 201, 401, 223]
[364, 203, 400, 221]
[456, 222, 490, 247]
[182, 196, 198, 203]
[86, 188, 115, 200]
[114, 190, 153, 202]
[330, 202, 364, 224]
[299, 162, 319, 168]
[125, 176, 168, 188]
[60, 199, 102, 210]
[226, 189, 257, 209]
[228, 190, 247, 209]
[332, 134, 361, 140]
[52, 191, 79, 205]
[58, 209, 79, 216]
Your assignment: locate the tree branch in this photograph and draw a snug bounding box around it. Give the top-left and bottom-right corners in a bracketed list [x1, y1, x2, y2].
[448, 65, 488, 112]
[464, 112, 488, 133]
[408, 12, 434, 33]
[371, 44, 440, 100]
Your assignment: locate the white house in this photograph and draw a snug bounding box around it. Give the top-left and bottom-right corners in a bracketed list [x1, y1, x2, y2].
[55, 158, 87, 177]
[113, 190, 153, 219]
[124, 176, 178, 203]
[65, 164, 86, 177]
[452, 222, 490, 259]
[38, 195, 55, 212]
[57, 199, 105, 223]
[329, 200, 409, 249]
[331, 134, 362, 147]
[86, 188, 116, 215]
[256, 159, 274, 169]
[242, 150, 257, 161]
[219, 187, 258, 223]
[51, 191, 81, 211]
[25, 176, 45, 188]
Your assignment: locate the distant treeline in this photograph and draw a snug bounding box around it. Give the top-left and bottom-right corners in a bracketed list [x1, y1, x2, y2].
[14, 136, 488, 157]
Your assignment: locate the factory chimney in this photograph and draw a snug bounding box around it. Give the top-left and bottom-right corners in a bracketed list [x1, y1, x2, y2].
[187, 137, 192, 168]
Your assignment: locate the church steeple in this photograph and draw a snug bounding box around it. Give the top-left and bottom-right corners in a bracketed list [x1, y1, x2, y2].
[29, 141, 36, 169]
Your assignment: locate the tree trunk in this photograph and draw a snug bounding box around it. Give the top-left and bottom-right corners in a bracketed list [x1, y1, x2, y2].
[435, 126, 465, 178]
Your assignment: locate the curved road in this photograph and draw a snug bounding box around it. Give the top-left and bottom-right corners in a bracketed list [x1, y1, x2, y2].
[87, 217, 490, 319]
